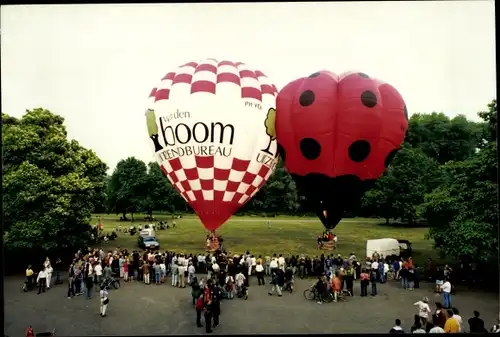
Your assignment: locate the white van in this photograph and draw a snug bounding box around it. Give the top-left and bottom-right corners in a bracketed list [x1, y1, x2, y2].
[366, 238, 401, 258]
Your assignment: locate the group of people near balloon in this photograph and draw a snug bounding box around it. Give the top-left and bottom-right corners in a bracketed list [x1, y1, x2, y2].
[145, 59, 408, 241]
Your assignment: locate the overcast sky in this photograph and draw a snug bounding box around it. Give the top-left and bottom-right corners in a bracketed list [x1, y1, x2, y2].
[1, 1, 496, 172]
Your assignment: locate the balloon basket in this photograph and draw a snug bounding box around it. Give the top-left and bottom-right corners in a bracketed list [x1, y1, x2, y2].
[319, 240, 335, 251]
[205, 233, 221, 252]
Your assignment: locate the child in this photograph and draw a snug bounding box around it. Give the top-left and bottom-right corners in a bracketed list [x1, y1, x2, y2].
[195, 294, 204, 328]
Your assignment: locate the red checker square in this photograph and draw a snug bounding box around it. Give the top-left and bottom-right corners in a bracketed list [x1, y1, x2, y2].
[217, 73, 240, 85]
[191, 81, 216, 94]
[181, 62, 198, 68]
[260, 84, 275, 96]
[257, 165, 271, 178]
[173, 74, 193, 85]
[231, 158, 250, 171]
[149, 87, 157, 98]
[218, 60, 236, 67]
[242, 87, 262, 101]
[169, 171, 179, 184]
[214, 168, 230, 180]
[195, 64, 217, 74]
[246, 185, 257, 196]
[239, 70, 257, 79]
[181, 192, 190, 201]
[162, 72, 176, 81]
[180, 180, 191, 191]
[255, 70, 266, 77]
[193, 190, 204, 201]
[242, 172, 256, 185]
[226, 181, 240, 192]
[184, 167, 199, 180]
[169, 158, 183, 171]
[233, 192, 244, 203]
[195, 155, 214, 168]
[155, 89, 170, 102]
[200, 179, 213, 190]
[214, 190, 225, 201]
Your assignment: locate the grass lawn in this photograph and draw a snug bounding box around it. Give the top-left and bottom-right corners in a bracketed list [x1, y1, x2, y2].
[93, 213, 438, 266]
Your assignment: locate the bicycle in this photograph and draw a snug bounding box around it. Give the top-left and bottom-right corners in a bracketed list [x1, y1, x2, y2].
[303, 286, 334, 303]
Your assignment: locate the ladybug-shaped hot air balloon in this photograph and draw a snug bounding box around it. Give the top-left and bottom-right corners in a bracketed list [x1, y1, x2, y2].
[145, 59, 279, 242]
[275, 71, 408, 230]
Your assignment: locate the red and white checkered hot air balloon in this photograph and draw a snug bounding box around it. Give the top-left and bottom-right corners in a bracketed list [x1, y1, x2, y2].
[145, 59, 279, 231]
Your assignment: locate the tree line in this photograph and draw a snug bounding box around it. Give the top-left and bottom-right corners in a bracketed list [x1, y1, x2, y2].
[2, 101, 498, 266]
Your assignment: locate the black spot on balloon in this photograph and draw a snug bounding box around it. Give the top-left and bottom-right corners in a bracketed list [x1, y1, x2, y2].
[277, 143, 286, 162]
[404, 105, 408, 120]
[300, 138, 321, 160]
[309, 72, 321, 78]
[360, 90, 377, 108]
[348, 140, 371, 162]
[384, 148, 399, 167]
[358, 72, 370, 78]
[299, 90, 315, 107]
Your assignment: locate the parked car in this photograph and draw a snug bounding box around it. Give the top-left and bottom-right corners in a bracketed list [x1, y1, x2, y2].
[138, 235, 160, 250]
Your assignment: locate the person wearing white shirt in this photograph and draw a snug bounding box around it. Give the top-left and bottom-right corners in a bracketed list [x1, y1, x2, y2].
[37, 267, 47, 294]
[178, 262, 186, 288]
[212, 261, 220, 275]
[371, 260, 379, 271]
[235, 271, 245, 295]
[95, 263, 103, 283]
[278, 255, 285, 271]
[187, 263, 196, 284]
[211, 256, 216, 264]
[246, 255, 252, 276]
[429, 325, 445, 333]
[413, 297, 432, 325]
[99, 284, 109, 317]
[452, 308, 463, 332]
[197, 255, 205, 270]
[441, 279, 452, 308]
[269, 258, 278, 271]
[160, 261, 166, 281]
[255, 262, 265, 286]
[44, 257, 53, 289]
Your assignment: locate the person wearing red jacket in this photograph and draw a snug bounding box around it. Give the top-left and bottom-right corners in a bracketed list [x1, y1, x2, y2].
[195, 294, 204, 328]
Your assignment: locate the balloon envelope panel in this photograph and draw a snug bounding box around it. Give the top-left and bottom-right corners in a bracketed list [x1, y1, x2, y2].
[275, 70, 408, 229]
[146, 59, 279, 231]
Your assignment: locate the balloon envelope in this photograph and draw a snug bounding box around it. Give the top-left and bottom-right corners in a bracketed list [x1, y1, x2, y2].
[146, 59, 279, 231]
[275, 71, 408, 229]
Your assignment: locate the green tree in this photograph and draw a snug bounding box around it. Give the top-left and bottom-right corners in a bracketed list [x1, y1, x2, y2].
[2, 108, 108, 255]
[405, 112, 484, 164]
[140, 162, 186, 215]
[106, 157, 148, 220]
[421, 100, 498, 261]
[361, 146, 439, 224]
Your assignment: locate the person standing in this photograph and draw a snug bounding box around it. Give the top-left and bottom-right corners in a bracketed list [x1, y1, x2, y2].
[255, 261, 265, 286]
[67, 264, 76, 299]
[359, 269, 369, 297]
[36, 266, 47, 294]
[211, 280, 221, 329]
[370, 267, 378, 296]
[203, 280, 213, 333]
[99, 284, 109, 317]
[441, 278, 452, 308]
[195, 294, 204, 328]
[142, 261, 150, 285]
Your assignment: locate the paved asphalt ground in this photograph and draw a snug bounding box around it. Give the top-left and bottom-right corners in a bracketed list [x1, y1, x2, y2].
[4, 275, 498, 336]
